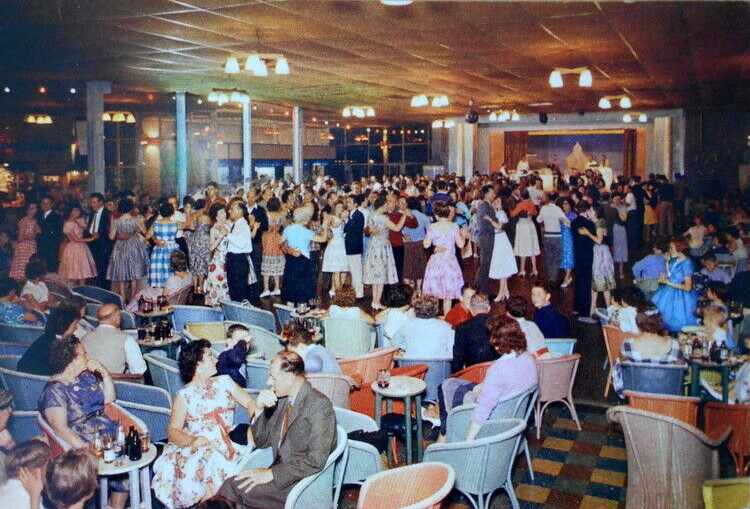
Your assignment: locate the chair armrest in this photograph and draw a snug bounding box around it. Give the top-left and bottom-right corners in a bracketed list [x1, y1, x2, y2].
[111, 373, 145, 384]
[349, 373, 364, 387]
[701, 425, 732, 447]
[345, 375, 360, 390]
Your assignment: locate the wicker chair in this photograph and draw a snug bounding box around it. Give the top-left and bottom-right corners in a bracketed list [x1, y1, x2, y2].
[338, 347, 398, 417]
[0, 323, 45, 345]
[534, 354, 581, 439]
[395, 357, 451, 402]
[703, 401, 750, 476]
[220, 300, 276, 332]
[624, 390, 700, 426]
[0, 355, 49, 410]
[333, 408, 382, 486]
[7, 410, 42, 443]
[144, 353, 183, 396]
[356, 462, 455, 509]
[620, 362, 688, 395]
[545, 338, 577, 356]
[607, 405, 730, 509]
[305, 372, 358, 409]
[171, 305, 224, 334]
[71, 285, 124, 308]
[451, 361, 493, 384]
[602, 325, 633, 397]
[320, 317, 376, 359]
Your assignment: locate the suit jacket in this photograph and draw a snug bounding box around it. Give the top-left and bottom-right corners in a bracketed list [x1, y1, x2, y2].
[451, 313, 498, 373]
[85, 208, 113, 257]
[249, 204, 269, 246]
[36, 210, 62, 264]
[252, 380, 336, 490]
[343, 209, 364, 255]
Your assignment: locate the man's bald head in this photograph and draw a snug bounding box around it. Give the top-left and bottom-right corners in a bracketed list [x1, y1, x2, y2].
[97, 304, 121, 327]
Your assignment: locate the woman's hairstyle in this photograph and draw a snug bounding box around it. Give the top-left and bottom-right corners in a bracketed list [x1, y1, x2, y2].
[433, 200, 451, 218]
[170, 249, 188, 272]
[412, 295, 439, 319]
[118, 198, 135, 215]
[65, 203, 82, 218]
[331, 284, 357, 307]
[24, 259, 47, 280]
[372, 194, 388, 211]
[45, 307, 80, 337]
[706, 281, 728, 302]
[635, 305, 666, 335]
[44, 449, 98, 509]
[293, 206, 313, 223]
[266, 197, 281, 212]
[282, 321, 315, 347]
[505, 296, 528, 319]
[384, 283, 414, 308]
[57, 296, 87, 319]
[208, 202, 227, 222]
[6, 440, 52, 479]
[50, 335, 82, 374]
[159, 202, 175, 218]
[195, 198, 206, 211]
[178, 338, 212, 383]
[487, 314, 527, 355]
[671, 236, 690, 255]
[182, 196, 196, 208]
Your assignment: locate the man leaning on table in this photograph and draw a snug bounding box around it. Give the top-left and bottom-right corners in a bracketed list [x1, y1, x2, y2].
[215, 350, 337, 509]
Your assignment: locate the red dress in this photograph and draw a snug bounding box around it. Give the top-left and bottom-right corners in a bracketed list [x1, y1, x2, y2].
[9, 217, 39, 280]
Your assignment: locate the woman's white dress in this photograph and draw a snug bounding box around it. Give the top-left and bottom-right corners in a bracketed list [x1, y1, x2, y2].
[322, 221, 349, 273]
[489, 210, 518, 279]
[513, 217, 541, 257]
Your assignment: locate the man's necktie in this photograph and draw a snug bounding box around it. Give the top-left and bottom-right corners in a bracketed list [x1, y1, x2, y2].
[279, 403, 293, 448]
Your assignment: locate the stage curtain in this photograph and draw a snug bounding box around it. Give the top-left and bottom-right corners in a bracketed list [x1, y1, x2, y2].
[623, 128, 637, 177]
[504, 131, 528, 171]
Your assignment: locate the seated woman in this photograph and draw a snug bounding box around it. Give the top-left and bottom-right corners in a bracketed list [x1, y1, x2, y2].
[20, 259, 55, 314]
[612, 305, 684, 398]
[44, 449, 98, 509]
[431, 315, 538, 440]
[125, 250, 193, 312]
[324, 284, 374, 324]
[0, 440, 52, 509]
[152, 339, 257, 509]
[283, 320, 342, 374]
[0, 279, 43, 327]
[17, 306, 80, 376]
[393, 295, 454, 359]
[375, 283, 415, 347]
[606, 286, 646, 334]
[38, 335, 128, 509]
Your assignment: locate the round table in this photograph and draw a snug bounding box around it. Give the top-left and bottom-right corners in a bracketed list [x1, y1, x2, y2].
[372, 375, 426, 465]
[98, 445, 157, 509]
[134, 307, 174, 325]
[138, 334, 182, 359]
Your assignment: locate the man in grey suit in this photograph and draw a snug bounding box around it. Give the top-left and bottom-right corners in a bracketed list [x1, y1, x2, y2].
[474, 185, 497, 296]
[216, 351, 336, 509]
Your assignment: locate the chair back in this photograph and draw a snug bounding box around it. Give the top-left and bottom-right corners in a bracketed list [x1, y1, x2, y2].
[171, 305, 224, 334]
[607, 405, 729, 509]
[356, 462, 456, 509]
[338, 347, 398, 384]
[602, 325, 632, 366]
[114, 380, 172, 409]
[537, 354, 580, 403]
[245, 325, 285, 360]
[85, 303, 102, 317]
[7, 410, 42, 443]
[396, 357, 451, 402]
[0, 323, 44, 344]
[115, 400, 171, 443]
[333, 408, 381, 486]
[321, 318, 376, 359]
[221, 300, 276, 332]
[620, 361, 687, 395]
[702, 477, 750, 509]
[183, 322, 226, 343]
[44, 279, 72, 300]
[703, 402, 750, 476]
[0, 341, 28, 357]
[624, 390, 700, 426]
[167, 285, 193, 306]
[246, 359, 270, 390]
[120, 311, 137, 330]
[71, 285, 123, 308]
[424, 419, 526, 501]
[144, 353, 183, 396]
[305, 373, 356, 409]
[284, 425, 348, 509]
[0, 356, 48, 410]
[546, 338, 577, 356]
[450, 361, 492, 384]
[273, 303, 295, 329]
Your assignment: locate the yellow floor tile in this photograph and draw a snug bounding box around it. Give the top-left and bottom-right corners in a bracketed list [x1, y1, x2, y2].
[515, 483, 551, 504]
[580, 495, 620, 509]
[600, 445, 627, 460]
[542, 436, 574, 451]
[590, 468, 627, 487]
[556, 418, 581, 430]
[531, 458, 564, 476]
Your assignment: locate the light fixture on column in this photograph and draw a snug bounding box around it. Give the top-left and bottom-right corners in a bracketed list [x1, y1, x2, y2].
[275, 57, 290, 75]
[432, 119, 455, 128]
[25, 114, 52, 124]
[622, 114, 633, 123]
[342, 106, 375, 118]
[625, 112, 648, 123]
[619, 96, 632, 109]
[598, 97, 612, 109]
[549, 67, 593, 88]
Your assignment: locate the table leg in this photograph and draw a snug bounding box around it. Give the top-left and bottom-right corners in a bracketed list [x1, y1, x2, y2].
[140, 466, 152, 509]
[129, 468, 141, 509]
[415, 394, 424, 462]
[405, 396, 412, 464]
[374, 393, 382, 427]
[99, 477, 108, 509]
[722, 367, 730, 404]
[690, 364, 700, 397]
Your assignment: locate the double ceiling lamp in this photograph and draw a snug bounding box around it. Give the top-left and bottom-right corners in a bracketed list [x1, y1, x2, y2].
[207, 88, 250, 106]
[102, 111, 136, 123]
[488, 109, 520, 122]
[342, 106, 375, 118]
[549, 67, 593, 88]
[598, 95, 632, 109]
[25, 114, 52, 124]
[432, 119, 456, 129]
[380, 0, 413, 5]
[623, 113, 648, 123]
[410, 94, 450, 108]
[225, 54, 290, 77]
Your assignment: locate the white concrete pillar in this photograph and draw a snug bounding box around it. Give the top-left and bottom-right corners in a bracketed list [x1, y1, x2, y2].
[86, 81, 110, 193]
[292, 106, 304, 183]
[462, 122, 476, 179]
[242, 100, 252, 191]
[175, 92, 188, 197]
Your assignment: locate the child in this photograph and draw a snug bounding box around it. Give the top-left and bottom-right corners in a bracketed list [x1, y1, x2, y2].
[531, 281, 570, 339]
[216, 323, 251, 387]
[703, 305, 729, 346]
[607, 286, 645, 334]
[684, 215, 707, 259]
[631, 238, 668, 299]
[0, 440, 52, 509]
[696, 253, 731, 296]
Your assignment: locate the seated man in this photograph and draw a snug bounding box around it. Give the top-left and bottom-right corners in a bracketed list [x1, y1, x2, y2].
[451, 293, 498, 374]
[216, 351, 337, 509]
[81, 304, 147, 375]
[443, 286, 475, 329]
[531, 282, 571, 339]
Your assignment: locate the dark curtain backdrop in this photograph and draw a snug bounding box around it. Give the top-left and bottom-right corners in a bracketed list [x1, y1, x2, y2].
[504, 131, 529, 171]
[623, 128, 637, 178]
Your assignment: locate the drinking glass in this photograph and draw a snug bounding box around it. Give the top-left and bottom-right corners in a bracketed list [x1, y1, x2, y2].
[376, 369, 391, 389]
[140, 431, 151, 453]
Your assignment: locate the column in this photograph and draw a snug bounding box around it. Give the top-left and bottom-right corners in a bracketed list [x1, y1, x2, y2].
[292, 106, 304, 183]
[86, 81, 111, 193]
[462, 122, 477, 180]
[242, 99, 252, 191]
[175, 92, 187, 198]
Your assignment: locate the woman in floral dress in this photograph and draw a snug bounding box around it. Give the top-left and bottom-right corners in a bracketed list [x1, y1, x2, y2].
[204, 203, 231, 308]
[147, 202, 179, 288]
[58, 204, 98, 285]
[187, 200, 211, 295]
[422, 200, 468, 316]
[152, 339, 256, 509]
[9, 202, 40, 280]
[260, 197, 285, 297]
[363, 195, 407, 310]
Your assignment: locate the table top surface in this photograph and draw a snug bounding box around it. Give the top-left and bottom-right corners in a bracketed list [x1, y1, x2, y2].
[291, 308, 326, 318]
[98, 445, 157, 476]
[371, 375, 426, 397]
[134, 307, 173, 317]
[687, 357, 742, 368]
[137, 334, 180, 347]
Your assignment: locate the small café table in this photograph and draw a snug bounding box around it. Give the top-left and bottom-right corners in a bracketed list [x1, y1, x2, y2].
[98, 445, 157, 509]
[372, 375, 426, 465]
[137, 334, 181, 360]
[688, 358, 741, 403]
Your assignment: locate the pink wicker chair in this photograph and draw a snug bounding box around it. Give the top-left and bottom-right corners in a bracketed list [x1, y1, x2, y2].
[534, 353, 581, 439]
[356, 462, 456, 509]
[608, 406, 730, 509]
[305, 372, 358, 409]
[338, 347, 398, 417]
[602, 325, 633, 397]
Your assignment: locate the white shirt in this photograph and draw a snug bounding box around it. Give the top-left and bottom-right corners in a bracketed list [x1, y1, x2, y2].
[536, 203, 567, 234]
[528, 187, 544, 206]
[226, 217, 253, 254]
[173, 210, 187, 239]
[329, 305, 361, 320]
[393, 317, 454, 359]
[43, 209, 52, 219]
[516, 160, 529, 172]
[625, 192, 637, 212]
[21, 280, 49, 304]
[89, 207, 102, 234]
[0, 478, 45, 509]
[514, 317, 546, 354]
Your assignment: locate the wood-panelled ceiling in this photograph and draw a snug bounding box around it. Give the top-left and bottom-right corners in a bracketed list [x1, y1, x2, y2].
[2, 0, 749, 121]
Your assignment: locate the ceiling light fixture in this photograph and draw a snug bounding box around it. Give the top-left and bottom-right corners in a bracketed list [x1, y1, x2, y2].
[3, 87, 9, 93]
[619, 96, 632, 109]
[598, 95, 632, 110]
[411, 94, 449, 108]
[102, 111, 134, 123]
[208, 88, 249, 106]
[25, 114, 52, 125]
[638, 113, 648, 122]
[224, 57, 240, 74]
[275, 57, 290, 75]
[380, 0, 413, 5]
[225, 53, 289, 76]
[598, 97, 612, 109]
[342, 106, 375, 118]
[622, 114, 633, 123]
[487, 109, 520, 122]
[549, 67, 593, 88]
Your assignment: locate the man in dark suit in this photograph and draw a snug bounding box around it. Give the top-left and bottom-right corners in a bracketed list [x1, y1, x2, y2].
[36, 196, 62, 272]
[344, 194, 365, 299]
[84, 193, 112, 288]
[247, 187, 268, 303]
[451, 293, 498, 373]
[216, 351, 336, 509]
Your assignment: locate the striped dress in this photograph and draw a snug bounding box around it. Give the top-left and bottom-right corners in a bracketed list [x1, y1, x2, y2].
[149, 221, 179, 288]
